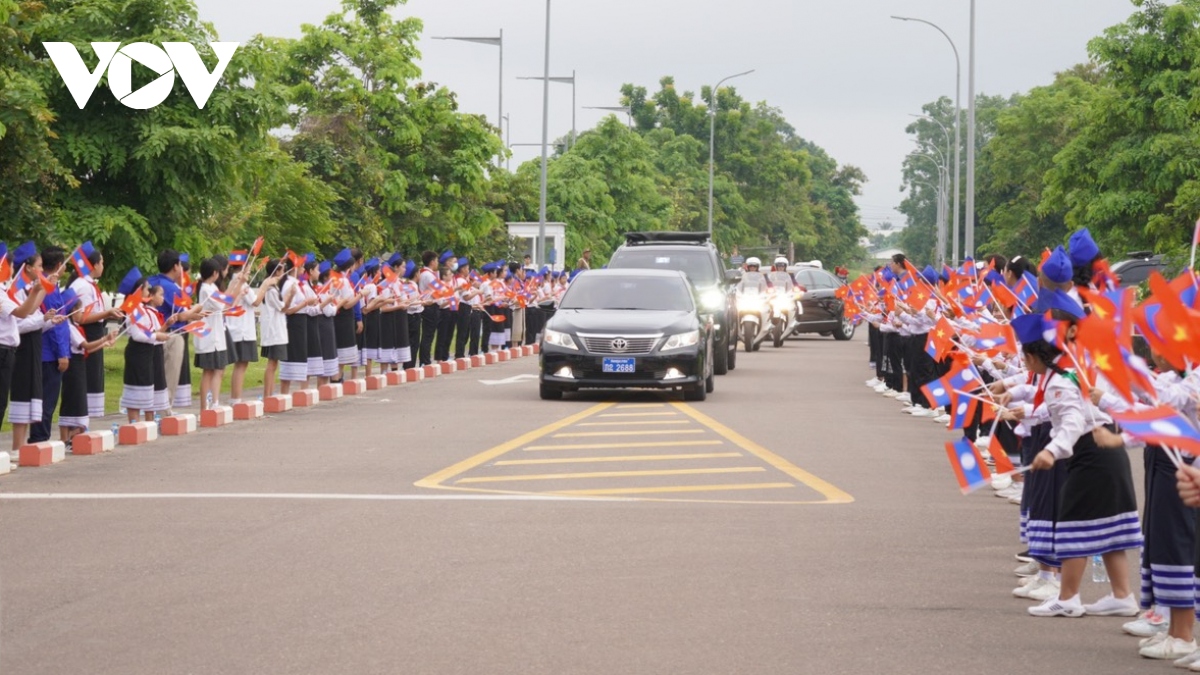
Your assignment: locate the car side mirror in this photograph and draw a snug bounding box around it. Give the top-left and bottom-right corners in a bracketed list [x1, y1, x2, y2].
[725, 269, 742, 285]
[537, 299, 557, 317]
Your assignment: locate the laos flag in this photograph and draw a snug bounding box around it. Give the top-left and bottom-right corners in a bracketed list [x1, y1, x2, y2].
[945, 437, 992, 494]
[1110, 407, 1200, 456]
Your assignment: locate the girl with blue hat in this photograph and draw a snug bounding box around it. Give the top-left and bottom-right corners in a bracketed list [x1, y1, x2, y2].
[66, 241, 121, 420]
[7, 243, 67, 456]
[118, 269, 172, 424]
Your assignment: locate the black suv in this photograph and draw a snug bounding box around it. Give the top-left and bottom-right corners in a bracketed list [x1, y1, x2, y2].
[606, 232, 737, 375]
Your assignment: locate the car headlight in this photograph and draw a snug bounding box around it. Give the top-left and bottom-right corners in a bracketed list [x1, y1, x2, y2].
[661, 330, 701, 351]
[543, 329, 579, 351]
[700, 290, 725, 311]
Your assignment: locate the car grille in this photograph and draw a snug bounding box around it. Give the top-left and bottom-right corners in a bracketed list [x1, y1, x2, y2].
[579, 335, 660, 355]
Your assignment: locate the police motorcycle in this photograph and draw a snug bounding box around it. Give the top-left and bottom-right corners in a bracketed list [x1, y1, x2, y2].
[736, 257, 772, 352]
[766, 256, 799, 348]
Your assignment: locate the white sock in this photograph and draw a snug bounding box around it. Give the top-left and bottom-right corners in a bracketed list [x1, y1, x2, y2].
[1037, 571, 1054, 582]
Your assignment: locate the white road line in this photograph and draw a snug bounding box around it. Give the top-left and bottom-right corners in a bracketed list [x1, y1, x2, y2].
[0, 492, 628, 502]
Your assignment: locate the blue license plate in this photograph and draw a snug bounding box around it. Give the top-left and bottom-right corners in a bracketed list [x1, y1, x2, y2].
[602, 357, 636, 373]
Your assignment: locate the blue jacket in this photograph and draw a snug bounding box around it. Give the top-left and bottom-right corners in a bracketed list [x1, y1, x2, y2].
[41, 288, 72, 362]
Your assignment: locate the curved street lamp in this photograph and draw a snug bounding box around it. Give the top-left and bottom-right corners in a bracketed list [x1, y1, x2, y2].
[708, 69, 755, 236]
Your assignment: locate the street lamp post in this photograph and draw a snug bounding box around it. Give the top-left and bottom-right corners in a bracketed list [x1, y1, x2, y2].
[908, 152, 948, 267]
[707, 69, 754, 237]
[966, 0, 977, 259]
[537, 0, 551, 268]
[910, 114, 951, 266]
[518, 70, 576, 148]
[584, 105, 633, 129]
[502, 113, 511, 170]
[891, 15, 961, 265]
[432, 31, 504, 136]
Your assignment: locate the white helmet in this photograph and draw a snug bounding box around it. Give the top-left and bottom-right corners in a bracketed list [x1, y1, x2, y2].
[773, 256, 789, 269]
[745, 257, 761, 269]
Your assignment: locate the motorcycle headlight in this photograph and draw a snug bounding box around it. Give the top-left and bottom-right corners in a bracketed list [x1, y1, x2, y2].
[661, 330, 700, 351]
[771, 296, 792, 312]
[543, 329, 579, 351]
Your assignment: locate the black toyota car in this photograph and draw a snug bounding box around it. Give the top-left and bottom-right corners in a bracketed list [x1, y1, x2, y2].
[538, 269, 715, 401]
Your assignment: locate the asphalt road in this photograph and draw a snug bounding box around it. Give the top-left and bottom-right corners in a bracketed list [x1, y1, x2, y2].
[0, 332, 1152, 674]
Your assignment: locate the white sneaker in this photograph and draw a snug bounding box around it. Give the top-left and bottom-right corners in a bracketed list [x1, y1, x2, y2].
[992, 474, 1014, 491]
[1028, 594, 1085, 617]
[934, 414, 952, 424]
[1027, 579, 1063, 601]
[882, 389, 901, 398]
[874, 384, 890, 393]
[1175, 648, 1200, 668]
[1014, 560, 1040, 577]
[975, 436, 991, 451]
[1014, 576, 1059, 599]
[1085, 593, 1141, 617]
[1124, 610, 1169, 637]
[1142, 637, 1196, 660]
[896, 392, 912, 404]
[901, 406, 921, 414]
[1141, 632, 1170, 648]
[996, 484, 1023, 500]
[1008, 492, 1024, 505]
[866, 378, 881, 387]
[912, 408, 940, 418]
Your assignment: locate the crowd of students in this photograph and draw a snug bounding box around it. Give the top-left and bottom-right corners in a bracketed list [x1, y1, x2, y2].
[852, 231, 1200, 666]
[0, 241, 576, 468]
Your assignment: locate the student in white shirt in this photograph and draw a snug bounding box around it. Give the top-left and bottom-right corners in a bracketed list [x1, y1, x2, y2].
[194, 257, 230, 410]
[254, 259, 288, 398]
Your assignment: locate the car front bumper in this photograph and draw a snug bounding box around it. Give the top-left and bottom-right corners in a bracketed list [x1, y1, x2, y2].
[540, 347, 703, 389]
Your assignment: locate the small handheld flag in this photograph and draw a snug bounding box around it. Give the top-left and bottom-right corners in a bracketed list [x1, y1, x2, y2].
[946, 438, 993, 494]
[228, 250, 248, 266]
[209, 291, 235, 308]
[250, 236, 264, 257]
[119, 287, 144, 314]
[181, 320, 211, 338]
[70, 245, 94, 278]
[1110, 407, 1200, 456]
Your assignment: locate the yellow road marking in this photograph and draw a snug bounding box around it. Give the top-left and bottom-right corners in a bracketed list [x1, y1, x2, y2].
[413, 402, 616, 489]
[670, 402, 855, 504]
[613, 403, 667, 408]
[556, 483, 796, 496]
[494, 453, 742, 466]
[552, 429, 706, 438]
[524, 440, 724, 452]
[576, 420, 691, 427]
[597, 412, 679, 418]
[456, 466, 765, 484]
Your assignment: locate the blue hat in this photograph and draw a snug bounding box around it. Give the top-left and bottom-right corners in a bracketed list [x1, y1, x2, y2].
[364, 257, 380, 274]
[439, 250, 455, 265]
[985, 270, 1005, 285]
[305, 252, 315, 266]
[1041, 288, 1085, 320]
[333, 247, 353, 268]
[11, 241, 36, 267]
[481, 262, 495, 273]
[318, 260, 331, 275]
[1068, 228, 1100, 269]
[1042, 246, 1072, 284]
[0, 243, 7, 262]
[921, 265, 937, 285]
[1013, 312, 1059, 347]
[457, 257, 469, 269]
[80, 241, 96, 257]
[387, 253, 403, 268]
[938, 270, 950, 283]
[117, 267, 143, 296]
[180, 252, 190, 265]
[404, 260, 417, 278]
[493, 259, 506, 271]
[881, 267, 895, 283]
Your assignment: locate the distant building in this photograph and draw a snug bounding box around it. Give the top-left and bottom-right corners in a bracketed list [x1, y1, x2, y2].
[507, 222, 566, 270]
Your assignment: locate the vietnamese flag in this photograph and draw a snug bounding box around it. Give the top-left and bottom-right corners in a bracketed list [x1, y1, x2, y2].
[0, 255, 10, 284]
[250, 236, 264, 257]
[173, 292, 193, 309]
[1143, 272, 1200, 371]
[988, 435, 1016, 474]
[925, 316, 956, 360]
[119, 287, 144, 314]
[1076, 315, 1136, 404]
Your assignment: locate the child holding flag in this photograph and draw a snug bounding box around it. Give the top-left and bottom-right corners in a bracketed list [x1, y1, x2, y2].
[119, 273, 171, 423]
[67, 242, 120, 419]
[8, 243, 65, 453]
[254, 258, 289, 398]
[194, 257, 230, 411]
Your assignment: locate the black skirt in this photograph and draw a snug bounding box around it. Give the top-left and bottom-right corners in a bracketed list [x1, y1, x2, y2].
[1140, 446, 1197, 608]
[1023, 422, 1068, 567]
[1053, 431, 1143, 559]
[281, 313, 309, 383]
[335, 308, 356, 349]
[261, 344, 287, 361]
[9, 329, 44, 423]
[378, 310, 396, 363]
[83, 321, 106, 417]
[230, 340, 259, 363]
[59, 353, 89, 429]
[394, 311, 410, 349]
[364, 309, 381, 359]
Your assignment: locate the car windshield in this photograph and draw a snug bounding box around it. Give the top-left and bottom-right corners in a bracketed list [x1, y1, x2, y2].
[607, 249, 718, 286]
[559, 275, 694, 311]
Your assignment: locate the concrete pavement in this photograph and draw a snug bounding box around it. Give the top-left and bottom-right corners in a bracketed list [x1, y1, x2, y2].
[0, 334, 1151, 674]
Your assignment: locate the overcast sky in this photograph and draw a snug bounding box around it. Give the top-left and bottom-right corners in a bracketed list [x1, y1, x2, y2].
[193, 0, 1140, 233]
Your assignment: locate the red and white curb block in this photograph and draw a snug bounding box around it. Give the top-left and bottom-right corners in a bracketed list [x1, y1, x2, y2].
[405, 368, 423, 382]
[471, 355, 486, 368]
[72, 430, 116, 455]
[200, 405, 233, 428]
[159, 414, 197, 436]
[318, 383, 343, 401]
[19, 441, 67, 467]
[292, 389, 319, 407]
[264, 395, 292, 413]
[439, 361, 457, 375]
[233, 400, 265, 420]
[343, 379, 368, 395]
[455, 358, 471, 371]
[366, 374, 388, 390]
[119, 422, 158, 446]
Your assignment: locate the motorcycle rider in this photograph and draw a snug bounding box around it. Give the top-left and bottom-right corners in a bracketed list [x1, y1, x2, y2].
[767, 256, 795, 293]
[738, 257, 769, 294]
